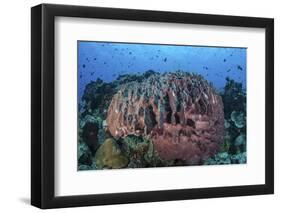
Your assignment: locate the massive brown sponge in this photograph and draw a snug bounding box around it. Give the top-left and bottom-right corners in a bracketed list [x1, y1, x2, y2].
[106, 71, 224, 165]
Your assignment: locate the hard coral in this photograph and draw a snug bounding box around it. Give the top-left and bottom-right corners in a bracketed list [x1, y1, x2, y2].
[95, 138, 128, 169]
[231, 111, 245, 128]
[121, 135, 154, 168]
[106, 71, 224, 164]
[82, 78, 117, 118]
[82, 122, 99, 154]
[81, 70, 159, 118]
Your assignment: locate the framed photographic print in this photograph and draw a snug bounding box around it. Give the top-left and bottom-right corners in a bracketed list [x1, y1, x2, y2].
[31, 3, 274, 209]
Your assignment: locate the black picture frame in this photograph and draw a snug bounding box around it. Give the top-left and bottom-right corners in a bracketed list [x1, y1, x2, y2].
[31, 3, 274, 209]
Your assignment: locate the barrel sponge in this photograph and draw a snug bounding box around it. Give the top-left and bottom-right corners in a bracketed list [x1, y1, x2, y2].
[106, 71, 224, 165]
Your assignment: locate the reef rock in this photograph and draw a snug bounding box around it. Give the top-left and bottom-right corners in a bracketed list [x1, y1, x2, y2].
[106, 71, 224, 164]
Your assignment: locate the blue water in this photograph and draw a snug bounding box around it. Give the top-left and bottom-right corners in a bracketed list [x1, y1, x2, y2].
[78, 41, 246, 101]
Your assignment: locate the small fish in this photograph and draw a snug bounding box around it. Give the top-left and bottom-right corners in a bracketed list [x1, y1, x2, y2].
[104, 62, 107, 65]
[129, 52, 132, 55]
[82, 64, 86, 68]
[223, 59, 226, 62]
[237, 65, 243, 71]
[163, 58, 167, 62]
[94, 58, 97, 60]
[79, 74, 82, 78]
[227, 69, 231, 72]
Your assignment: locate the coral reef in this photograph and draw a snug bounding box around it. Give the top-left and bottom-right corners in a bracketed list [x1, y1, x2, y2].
[234, 134, 246, 147]
[78, 141, 92, 166]
[81, 70, 160, 119]
[204, 151, 246, 165]
[82, 78, 117, 118]
[106, 71, 224, 164]
[221, 77, 246, 118]
[77, 71, 247, 170]
[118, 135, 172, 168]
[95, 138, 129, 169]
[205, 77, 247, 164]
[120, 135, 153, 168]
[82, 122, 100, 154]
[231, 111, 245, 129]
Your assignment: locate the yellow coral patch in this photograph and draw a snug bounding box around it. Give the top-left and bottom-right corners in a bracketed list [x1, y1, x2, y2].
[95, 138, 128, 169]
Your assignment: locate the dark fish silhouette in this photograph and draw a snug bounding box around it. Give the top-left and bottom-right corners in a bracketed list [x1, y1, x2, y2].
[237, 65, 243, 70]
[82, 64, 86, 68]
[163, 58, 167, 62]
[227, 69, 231, 72]
[223, 59, 226, 62]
